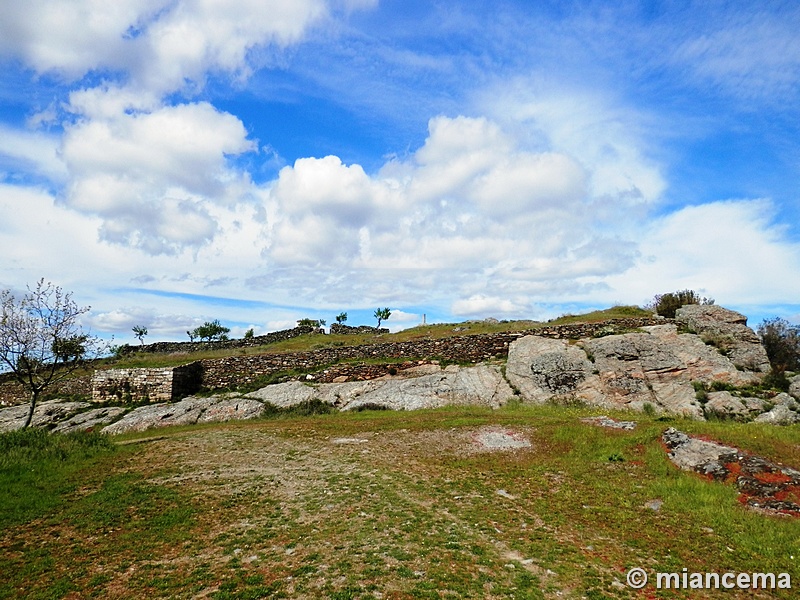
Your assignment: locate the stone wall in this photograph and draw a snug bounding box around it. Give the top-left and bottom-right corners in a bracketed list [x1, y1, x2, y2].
[329, 324, 390, 335]
[116, 325, 321, 356]
[3, 317, 667, 404]
[1, 374, 92, 407]
[198, 318, 665, 390]
[0, 380, 25, 406]
[91, 362, 202, 403]
[302, 361, 437, 382]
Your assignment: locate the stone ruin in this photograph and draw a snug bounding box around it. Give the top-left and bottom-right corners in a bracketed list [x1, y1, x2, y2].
[91, 362, 202, 404]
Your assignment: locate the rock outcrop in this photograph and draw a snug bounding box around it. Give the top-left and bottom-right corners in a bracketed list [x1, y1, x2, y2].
[247, 364, 513, 412]
[0, 400, 90, 433]
[674, 305, 771, 373]
[102, 395, 266, 435]
[0, 307, 790, 434]
[52, 407, 127, 434]
[790, 374, 800, 400]
[505, 337, 593, 404]
[753, 394, 800, 425]
[507, 318, 767, 419]
[704, 392, 765, 421]
[9, 364, 513, 435]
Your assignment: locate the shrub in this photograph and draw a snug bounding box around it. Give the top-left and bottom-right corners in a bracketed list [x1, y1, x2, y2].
[297, 318, 325, 328]
[647, 289, 714, 318]
[757, 317, 800, 375]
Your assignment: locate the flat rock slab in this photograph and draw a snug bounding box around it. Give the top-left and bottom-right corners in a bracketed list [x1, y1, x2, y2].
[580, 416, 636, 430]
[331, 437, 369, 445]
[102, 395, 265, 435]
[52, 407, 127, 434]
[662, 428, 800, 514]
[196, 398, 265, 424]
[0, 400, 90, 432]
[245, 364, 514, 412]
[473, 427, 531, 451]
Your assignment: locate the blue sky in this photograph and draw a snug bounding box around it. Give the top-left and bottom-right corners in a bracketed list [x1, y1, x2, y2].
[1, 0, 799, 343]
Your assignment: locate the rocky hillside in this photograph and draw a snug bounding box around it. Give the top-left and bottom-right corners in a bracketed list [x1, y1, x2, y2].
[1, 305, 799, 434]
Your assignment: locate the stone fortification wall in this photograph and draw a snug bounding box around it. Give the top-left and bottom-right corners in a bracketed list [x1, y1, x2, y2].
[302, 361, 438, 382]
[4, 317, 665, 404]
[117, 326, 320, 356]
[329, 324, 390, 335]
[1, 374, 92, 407]
[91, 362, 202, 403]
[199, 318, 664, 390]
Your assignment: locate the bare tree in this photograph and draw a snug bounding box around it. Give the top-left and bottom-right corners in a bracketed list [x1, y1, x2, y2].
[0, 279, 106, 428]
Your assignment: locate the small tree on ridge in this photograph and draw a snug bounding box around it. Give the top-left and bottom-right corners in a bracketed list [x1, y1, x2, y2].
[374, 308, 391, 329]
[132, 325, 148, 345]
[189, 320, 230, 342]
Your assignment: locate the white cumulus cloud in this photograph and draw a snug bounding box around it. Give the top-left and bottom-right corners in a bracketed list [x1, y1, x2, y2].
[60, 102, 255, 253]
[258, 114, 642, 306]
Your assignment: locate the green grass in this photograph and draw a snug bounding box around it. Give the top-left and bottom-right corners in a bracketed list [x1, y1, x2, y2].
[546, 305, 653, 324]
[3, 400, 796, 598]
[0, 428, 117, 529]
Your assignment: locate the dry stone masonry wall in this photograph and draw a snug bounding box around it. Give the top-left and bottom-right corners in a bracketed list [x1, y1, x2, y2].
[1, 374, 92, 407]
[329, 324, 389, 335]
[116, 325, 320, 356]
[91, 362, 202, 403]
[2, 316, 665, 405]
[197, 317, 664, 390]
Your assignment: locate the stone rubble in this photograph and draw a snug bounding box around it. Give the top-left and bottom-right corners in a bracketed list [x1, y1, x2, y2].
[662, 427, 800, 514]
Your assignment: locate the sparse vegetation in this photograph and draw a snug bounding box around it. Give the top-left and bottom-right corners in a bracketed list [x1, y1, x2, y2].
[297, 318, 326, 328]
[758, 317, 800, 374]
[755, 317, 800, 393]
[2, 406, 799, 598]
[0, 428, 116, 528]
[647, 289, 714, 318]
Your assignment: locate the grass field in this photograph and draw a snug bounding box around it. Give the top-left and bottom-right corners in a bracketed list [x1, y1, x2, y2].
[1, 403, 798, 599]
